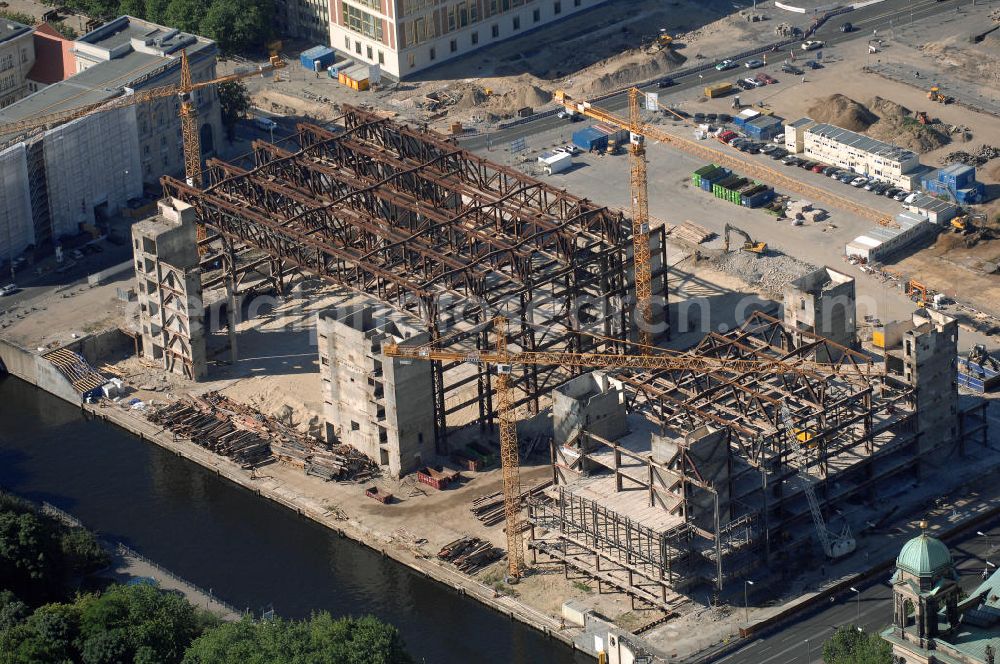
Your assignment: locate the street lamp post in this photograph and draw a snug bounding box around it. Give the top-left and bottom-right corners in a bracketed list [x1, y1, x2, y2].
[979, 531, 991, 564]
[745, 580, 755, 623]
[805, 638, 810, 663]
[850, 586, 861, 624]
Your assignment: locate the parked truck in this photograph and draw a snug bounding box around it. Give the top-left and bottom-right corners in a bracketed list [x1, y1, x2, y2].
[704, 83, 733, 98]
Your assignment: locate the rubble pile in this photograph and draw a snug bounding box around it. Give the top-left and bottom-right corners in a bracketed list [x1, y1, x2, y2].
[944, 145, 999, 167]
[148, 392, 380, 481]
[437, 536, 503, 574]
[714, 251, 816, 298]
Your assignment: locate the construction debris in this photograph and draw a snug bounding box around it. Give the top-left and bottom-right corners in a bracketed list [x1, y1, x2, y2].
[943, 145, 999, 167]
[714, 251, 817, 298]
[667, 220, 716, 245]
[471, 481, 553, 527]
[437, 536, 503, 574]
[147, 393, 380, 481]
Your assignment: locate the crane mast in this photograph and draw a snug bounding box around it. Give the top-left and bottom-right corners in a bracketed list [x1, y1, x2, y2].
[628, 88, 653, 347]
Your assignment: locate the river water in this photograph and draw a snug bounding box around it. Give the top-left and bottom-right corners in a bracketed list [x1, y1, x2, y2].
[0, 375, 582, 664]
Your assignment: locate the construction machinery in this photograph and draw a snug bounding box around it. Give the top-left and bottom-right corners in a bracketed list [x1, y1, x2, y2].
[951, 215, 971, 234]
[915, 111, 930, 125]
[657, 29, 674, 49]
[385, 317, 871, 578]
[906, 279, 928, 305]
[723, 223, 767, 254]
[554, 88, 898, 229]
[928, 85, 953, 104]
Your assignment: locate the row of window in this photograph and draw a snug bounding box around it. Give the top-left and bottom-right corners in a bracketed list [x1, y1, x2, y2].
[407, 0, 578, 67]
[0, 72, 18, 94]
[343, 1, 385, 41]
[344, 36, 387, 64]
[401, 0, 577, 48]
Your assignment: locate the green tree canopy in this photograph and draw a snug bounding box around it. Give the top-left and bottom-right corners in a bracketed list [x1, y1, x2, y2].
[823, 625, 893, 664]
[162, 0, 207, 34]
[183, 613, 415, 664]
[199, 0, 273, 55]
[217, 81, 252, 142]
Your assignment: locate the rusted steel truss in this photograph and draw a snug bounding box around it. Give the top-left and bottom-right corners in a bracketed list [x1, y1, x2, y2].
[162, 106, 668, 450]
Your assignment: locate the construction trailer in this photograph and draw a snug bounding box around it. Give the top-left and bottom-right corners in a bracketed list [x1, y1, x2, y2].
[160, 106, 668, 472]
[527, 304, 986, 610]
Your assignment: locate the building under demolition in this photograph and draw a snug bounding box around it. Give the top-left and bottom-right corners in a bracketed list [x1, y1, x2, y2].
[159, 105, 668, 475]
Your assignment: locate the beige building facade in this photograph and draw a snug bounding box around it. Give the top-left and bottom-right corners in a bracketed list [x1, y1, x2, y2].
[0, 20, 35, 109]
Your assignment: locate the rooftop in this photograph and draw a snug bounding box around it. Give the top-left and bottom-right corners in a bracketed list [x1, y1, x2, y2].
[0, 19, 32, 45]
[0, 16, 215, 137]
[807, 122, 917, 164]
[908, 193, 959, 215]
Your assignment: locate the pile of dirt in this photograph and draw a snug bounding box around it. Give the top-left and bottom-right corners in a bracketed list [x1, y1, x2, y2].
[454, 86, 489, 110]
[481, 77, 552, 116]
[866, 96, 950, 153]
[806, 94, 878, 132]
[580, 48, 684, 96]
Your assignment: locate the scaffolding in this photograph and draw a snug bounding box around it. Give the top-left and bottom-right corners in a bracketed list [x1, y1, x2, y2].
[161, 106, 668, 451]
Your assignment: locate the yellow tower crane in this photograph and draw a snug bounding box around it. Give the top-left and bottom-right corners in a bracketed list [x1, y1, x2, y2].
[0, 52, 286, 191]
[385, 317, 870, 578]
[555, 88, 898, 229]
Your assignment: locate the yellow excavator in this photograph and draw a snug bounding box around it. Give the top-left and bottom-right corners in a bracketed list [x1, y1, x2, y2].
[724, 223, 767, 254]
[928, 85, 953, 104]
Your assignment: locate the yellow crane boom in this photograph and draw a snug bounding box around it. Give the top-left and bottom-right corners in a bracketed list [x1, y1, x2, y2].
[384, 318, 874, 578]
[557, 88, 897, 229]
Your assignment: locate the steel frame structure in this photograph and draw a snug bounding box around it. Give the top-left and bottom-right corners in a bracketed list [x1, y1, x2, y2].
[161, 106, 668, 450]
[528, 311, 925, 603]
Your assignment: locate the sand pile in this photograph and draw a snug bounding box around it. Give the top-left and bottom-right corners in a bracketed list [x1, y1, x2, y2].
[454, 86, 489, 110]
[581, 48, 684, 96]
[807, 94, 878, 132]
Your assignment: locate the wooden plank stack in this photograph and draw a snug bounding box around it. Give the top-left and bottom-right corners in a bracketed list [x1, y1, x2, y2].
[437, 536, 502, 574]
[668, 220, 715, 245]
[469, 480, 554, 527]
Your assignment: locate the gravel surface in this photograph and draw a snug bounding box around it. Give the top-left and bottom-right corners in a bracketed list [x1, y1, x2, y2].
[713, 250, 817, 298]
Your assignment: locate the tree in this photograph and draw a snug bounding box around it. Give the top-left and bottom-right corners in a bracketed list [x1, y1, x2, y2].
[823, 625, 893, 664]
[117, 0, 147, 20]
[0, 502, 65, 604]
[0, 591, 28, 632]
[182, 614, 415, 664]
[217, 81, 252, 142]
[163, 0, 208, 34]
[0, 602, 81, 664]
[199, 0, 273, 55]
[144, 0, 171, 24]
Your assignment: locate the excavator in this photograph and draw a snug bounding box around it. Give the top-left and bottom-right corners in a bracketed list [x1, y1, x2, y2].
[723, 223, 767, 254]
[928, 85, 954, 104]
[906, 279, 928, 306]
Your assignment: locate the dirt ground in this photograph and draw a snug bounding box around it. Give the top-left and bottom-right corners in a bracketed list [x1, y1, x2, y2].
[239, 0, 800, 133]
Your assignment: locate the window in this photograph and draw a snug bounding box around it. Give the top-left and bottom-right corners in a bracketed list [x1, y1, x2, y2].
[345, 35, 350, 49]
[378, 50, 385, 64]
[351, 421, 360, 431]
[471, 31, 479, 44]
[356, 41, 362, 54]
[367, 45, 373, 59]
[408, 52, 416, 68]
[450, 39, 457, 52]
[513, 16, 520, 29]
[491, 23, 499, 38]
[554, 1, 561, 13]
[342, 2, 384, 41]
[533, 8, 540, 21]
[429, 46, 436, 60]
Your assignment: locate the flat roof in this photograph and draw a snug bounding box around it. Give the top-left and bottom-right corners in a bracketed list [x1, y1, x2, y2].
[908, 193, 958, 214]
[807, 122, 917, 164]
[0, 16, 215, 134]
[789, 117, 815, 128]
[0, 19, 32, 44]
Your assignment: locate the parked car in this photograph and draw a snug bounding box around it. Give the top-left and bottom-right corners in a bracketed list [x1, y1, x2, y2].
[735, 79, 754, 90]
[893, 191, 909, 201]
[716, 59, 738, 70]
[0, 284, 18, 296]
[556, 111, 571, 119]
[760, 144, 778, 154]
[554, 145, 580, 156]
[811, 164, 825, 173]
[755, 73, 777, 85]
[782, 156, 800, 166]
[781, 63, 804, 75]
[657, 77, 676, 88]
[801, 40, 824, 51]
[744, 59, 764, 68]
[884, 187, 901, 198]
[799, 160, 817, 170]
[850, 177, 868, 187]
[838, 173, 856, 183]
[821, 166, 838, 176]
[769, 148, 788, 159]
[805, 60, 823, 69]
[253, 117, 278, 132]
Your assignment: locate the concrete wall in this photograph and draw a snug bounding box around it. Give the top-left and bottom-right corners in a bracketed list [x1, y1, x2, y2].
[0, 339, 82, 404]
[65, 328, 135, 368]
[43, 106, 143, 239]
[317, 305, 434, 478]
[783, 266, 856, 361]
[0, 141, 34, 263]
[902, 309, 959, 459]
[553, 372, 627, 448]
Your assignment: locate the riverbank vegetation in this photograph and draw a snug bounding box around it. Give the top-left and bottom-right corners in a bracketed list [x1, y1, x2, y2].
[0, 492, 415, 663]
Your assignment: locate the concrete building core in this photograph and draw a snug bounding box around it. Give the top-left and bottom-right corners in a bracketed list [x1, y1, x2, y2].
[553, 372, 627, 448]
[317, 305, 435, 478]
[131, 198, 206, 380]
[783, 266, 857, 361]
[902, 309, 959, 458]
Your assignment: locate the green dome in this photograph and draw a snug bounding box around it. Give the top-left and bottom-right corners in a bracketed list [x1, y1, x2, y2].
[896, 533, 953, 577]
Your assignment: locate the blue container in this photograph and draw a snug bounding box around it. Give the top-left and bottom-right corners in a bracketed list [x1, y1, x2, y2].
[742, 187, 775, 208]
[572, 127, 607, 152]
[300, 45, 336, 71]
[939, 163, 975, 191]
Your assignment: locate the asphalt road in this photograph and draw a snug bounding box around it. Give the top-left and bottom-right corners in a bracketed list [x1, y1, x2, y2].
[461, 0, 964, 152]
[715, 520, 1000, 664]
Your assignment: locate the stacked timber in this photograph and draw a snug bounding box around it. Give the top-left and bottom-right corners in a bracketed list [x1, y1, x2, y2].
[469, 481, 554, 527]
[147, 392, 380, 481]
[668, 221, 714, 244]
[437, 536, 502, 574]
